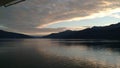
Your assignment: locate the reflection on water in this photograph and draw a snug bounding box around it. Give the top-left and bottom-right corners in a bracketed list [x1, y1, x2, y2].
[0, 39, 120, 68]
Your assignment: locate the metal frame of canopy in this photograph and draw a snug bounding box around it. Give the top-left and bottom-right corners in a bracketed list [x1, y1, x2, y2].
[0, 0, 25, 7]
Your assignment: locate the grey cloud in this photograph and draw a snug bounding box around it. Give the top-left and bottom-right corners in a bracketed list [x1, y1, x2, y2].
[15, 27, 66, 36]
[0, 0, 120, 35]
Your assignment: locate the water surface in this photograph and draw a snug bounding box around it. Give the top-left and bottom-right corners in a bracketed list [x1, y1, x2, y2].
[0, 39, 120, 68]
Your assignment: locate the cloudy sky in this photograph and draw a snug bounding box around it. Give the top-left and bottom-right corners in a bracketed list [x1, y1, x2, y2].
[0, 0, 120, 36]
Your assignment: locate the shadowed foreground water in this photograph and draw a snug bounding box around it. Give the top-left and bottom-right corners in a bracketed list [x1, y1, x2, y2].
[0, 39, 120, 68]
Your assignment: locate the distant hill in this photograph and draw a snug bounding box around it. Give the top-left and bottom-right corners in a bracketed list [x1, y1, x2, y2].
[0, 30, 32, 38]
[43, 23, 120, 40]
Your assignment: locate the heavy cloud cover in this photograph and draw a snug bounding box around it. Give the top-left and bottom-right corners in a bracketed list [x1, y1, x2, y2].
[0, 0, 120, 35]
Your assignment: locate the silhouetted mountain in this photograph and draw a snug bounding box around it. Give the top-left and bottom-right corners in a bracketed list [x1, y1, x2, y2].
[43, 23, 120, 40]
[0, 30, 32, 38]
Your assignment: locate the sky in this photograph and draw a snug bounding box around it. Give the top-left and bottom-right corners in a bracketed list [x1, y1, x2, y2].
[0, 0, 120, 36]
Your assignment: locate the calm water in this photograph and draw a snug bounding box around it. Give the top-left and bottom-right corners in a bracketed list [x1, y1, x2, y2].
[0, 39, 120, 68]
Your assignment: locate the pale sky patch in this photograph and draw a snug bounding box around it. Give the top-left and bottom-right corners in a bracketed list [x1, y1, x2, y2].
[109, 13, 120, 19]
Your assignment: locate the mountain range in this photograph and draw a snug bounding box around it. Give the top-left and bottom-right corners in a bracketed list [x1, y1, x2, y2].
[0, 30, 32, 38]
[43, 22, 120, 40]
